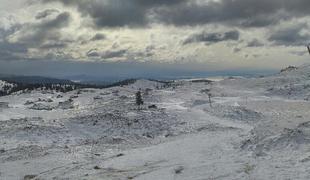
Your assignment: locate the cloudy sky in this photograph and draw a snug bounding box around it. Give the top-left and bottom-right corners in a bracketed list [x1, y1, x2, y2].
[0, 0, 310, 78]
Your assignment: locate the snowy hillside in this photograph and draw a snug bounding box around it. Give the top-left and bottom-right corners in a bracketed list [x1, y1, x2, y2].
[216, 64, 310, 100]
[1, 70, 310, 180]
[128, 79, 165, 90]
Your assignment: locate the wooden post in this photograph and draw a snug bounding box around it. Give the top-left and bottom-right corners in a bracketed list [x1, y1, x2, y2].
[208, 93, 212, 108]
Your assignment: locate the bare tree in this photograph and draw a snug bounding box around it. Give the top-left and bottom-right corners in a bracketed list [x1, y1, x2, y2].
[208, 93, 212, 107]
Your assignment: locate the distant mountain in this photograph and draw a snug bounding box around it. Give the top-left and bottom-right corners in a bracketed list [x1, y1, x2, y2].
[63, 74, 129, 85]
[0, 74, 146, 96]
[0, 74, 83, 96]
[0, 74, 75, 85]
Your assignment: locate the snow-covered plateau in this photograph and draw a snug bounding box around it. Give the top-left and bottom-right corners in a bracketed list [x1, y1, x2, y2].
[1, 65, 310, 180]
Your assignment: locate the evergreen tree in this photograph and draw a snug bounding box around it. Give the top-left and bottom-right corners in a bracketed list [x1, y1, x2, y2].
[135, 91, 144, 106]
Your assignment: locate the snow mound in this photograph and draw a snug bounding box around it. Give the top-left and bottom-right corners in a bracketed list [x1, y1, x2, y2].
[204, 105, 263, 122]
[29, 103, 55, 111]
[216, 64, 310, 100]
[192, 100, 210, 107]
[0, 117, 69, 150]
[265, 65, 310, 99]
[128, 79, 164, 90]
[0, 145, 46, 162]
[67, 110, 177, 141]
[58, 99, 75, 109]
[196, 123, 241, 132]
[242, 121, 310, 154]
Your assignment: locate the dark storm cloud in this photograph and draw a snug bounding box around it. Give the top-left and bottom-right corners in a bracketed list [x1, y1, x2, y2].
[0, 11, 72, 61]
[36, 11, 70, 29]
[35, 9, 60, 19]
[0, 26, 27, 61]
[39, 0, 310, 28]
[268, 23, 310, 46]
[101, 49, 127, 59]
[155, 0, 310, 27]
[90, 33, 106, 41]
[233, 47, 242, 53]
[39, 42, 67, 49]
[183, 30, 240, 45]
[86, 49, 100, 57]
[41, 0, 185, 27]
[247, 39, 264, 47]
[0, 24, 21, 40]
[13, 11, 71, 47]
[290, 50, 307, 56]
[0, 41, 27, 61]
[86, 48, 128, 59]
[0, 41, 25, 53]
[76, 1, 146, 28]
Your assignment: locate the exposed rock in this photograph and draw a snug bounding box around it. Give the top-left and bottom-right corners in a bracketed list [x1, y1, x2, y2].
[56, 94, 63, 98]
[94, 166, 101, 170]
[24, 175, 37, 180]
[24, 101, 34, 105]
[148, 104, 157, 109]
[93, 96, 103, 100]
[174, 166, 184, 174]
[70, 95, 79, 99]
[58, 99, 74, 109]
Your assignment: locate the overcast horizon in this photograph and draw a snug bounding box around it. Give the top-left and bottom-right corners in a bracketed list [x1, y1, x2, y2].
[1, 0, 310, 78]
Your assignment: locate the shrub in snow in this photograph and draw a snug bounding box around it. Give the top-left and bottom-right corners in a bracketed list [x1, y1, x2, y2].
[200, 89, 210, 94]
[148, 104, 157, 109]
[119, 95, 128, 99]
[93, 96, 103, 100]
[56, 94, 63, 98]
[144, 88, 153, 95]
[24, 175, 37, 180]
[280, 66, 297, 73]
[174, 166, 184, 174]
[24, 100, 34, 105]
[30, 103, 54, 111]
[100, 92, 110, 96]
[70, 95, 79, 99]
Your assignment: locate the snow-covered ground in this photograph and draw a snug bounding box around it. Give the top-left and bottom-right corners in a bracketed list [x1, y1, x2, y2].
[1, 65, 310, 179]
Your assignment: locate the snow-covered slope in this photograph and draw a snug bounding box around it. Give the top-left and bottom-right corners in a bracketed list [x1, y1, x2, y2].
[127, 79, 166, 90]
[1, 73, 310, 179]
[215, 64, 310, 100]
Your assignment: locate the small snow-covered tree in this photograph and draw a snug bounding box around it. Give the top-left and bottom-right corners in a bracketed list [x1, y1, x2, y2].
[135, 91, 144, 107]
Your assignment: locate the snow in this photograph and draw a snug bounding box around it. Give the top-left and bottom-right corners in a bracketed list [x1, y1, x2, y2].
[0, 80, 12, 89]
[128, 79, 163, 90]
[0, 80, 15, 95]
[1, 65, 310, 179]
